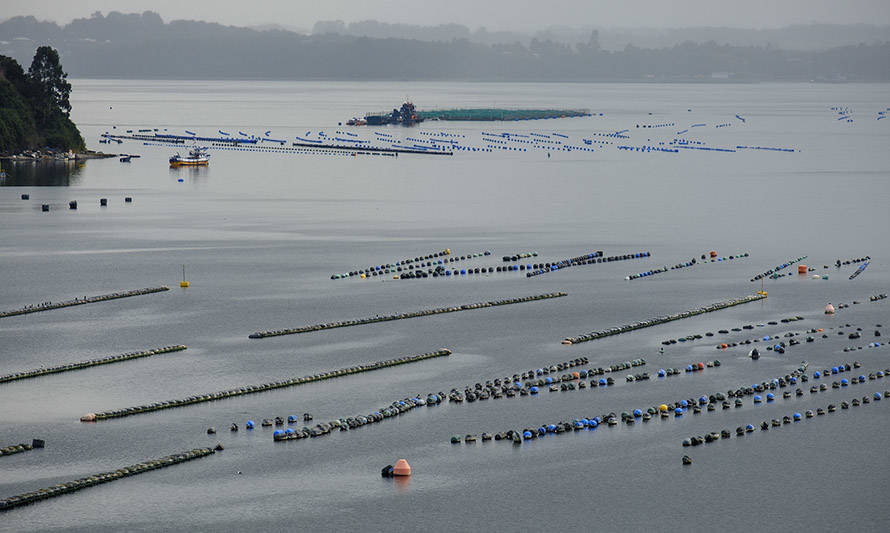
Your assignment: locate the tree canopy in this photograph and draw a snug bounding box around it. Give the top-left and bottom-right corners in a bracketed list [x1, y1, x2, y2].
[29, 46, 73, 117]
[0, 47, 83, 153]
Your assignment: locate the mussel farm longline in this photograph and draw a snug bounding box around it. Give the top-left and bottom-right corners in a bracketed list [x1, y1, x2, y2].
[271, 357, 731, 444]
[561, 294, 766, 345]
[679, 392, 890, 450]
[0, 346, 187, 384]
[452, 362, 883, 446]
[1, 440, 43, 457]
[81, 349, 452, 421]
[0, 448, 215, 512]
[0, 287, 170, 318]
[248, 292, 567, 339]
[272, 356, 598, 443]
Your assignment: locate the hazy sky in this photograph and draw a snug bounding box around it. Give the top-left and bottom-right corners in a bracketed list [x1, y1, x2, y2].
[3, 0, 890, 30]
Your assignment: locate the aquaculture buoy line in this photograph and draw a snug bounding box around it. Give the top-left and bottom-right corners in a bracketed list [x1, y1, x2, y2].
[446, 358, 651, 402]
[0, 345, 187, 384]
[526, 251, 649, 278]
[330, 249, 489, 279]
[463, 360, 884, 448]
[848, 261, 869, 280]
[712, 322, 876, 355]
[697, 315, 882, 354]
[392, 251, 652, 280]
[626, 252, 750, 280]
[834, 256, 871, 268]
[681, 390, 889, 450]
[750, 256, 807, 282]
[0, 448, 215, 512]
[455, 364, 820, 445]
[735, 145, 796, 153]
[561, 294, 766, 345]
[394, 263, 516, 279]
[616, 144, 678, 154]
[379, 253, 505, 279]
[271, 357, 636, 444]
[274, 356, 725, 446]
[248, 292, 567, 339]
[395, 252, 640, 280]
[81, 349, 452, 421]
[503, 252, 538, 262]
[1, 439, 43, 457]
[0, 287, 170, 319]
[661, 316, 804, 346]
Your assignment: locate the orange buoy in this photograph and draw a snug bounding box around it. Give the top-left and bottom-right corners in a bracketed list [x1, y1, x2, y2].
[720, 343, 728, 349]
[392, 458, 411, 476]
[798, 265, 808, 274]
[572, 371, 580, 379]
[709, 250, 717, 258]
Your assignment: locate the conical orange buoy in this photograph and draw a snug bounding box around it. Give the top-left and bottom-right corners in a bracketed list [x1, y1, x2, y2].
[392, 458, 411, 476]
[709, 250, 717, 258]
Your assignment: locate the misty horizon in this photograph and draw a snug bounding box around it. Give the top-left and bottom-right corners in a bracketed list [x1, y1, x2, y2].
[3, 0, 890, 31]
[2, 11, 887, 82]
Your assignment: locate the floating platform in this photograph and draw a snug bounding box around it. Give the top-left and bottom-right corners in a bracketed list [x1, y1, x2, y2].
[417, 108, 591, 122]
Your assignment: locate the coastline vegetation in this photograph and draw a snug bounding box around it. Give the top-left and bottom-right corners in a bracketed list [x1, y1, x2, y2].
[0, 46, 84, 155]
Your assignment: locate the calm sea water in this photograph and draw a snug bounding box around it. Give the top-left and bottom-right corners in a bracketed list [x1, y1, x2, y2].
[1, 80, 889, 532]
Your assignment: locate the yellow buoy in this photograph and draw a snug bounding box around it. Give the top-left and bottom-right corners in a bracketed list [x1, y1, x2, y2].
[179, 264, 189, 288]
[756, 278, 767, 297]
[658, 404, 668, 412]
[445, 248, 451, 255]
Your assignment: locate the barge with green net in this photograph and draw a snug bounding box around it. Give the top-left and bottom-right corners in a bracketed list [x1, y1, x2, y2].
[352, 101, 590, 126]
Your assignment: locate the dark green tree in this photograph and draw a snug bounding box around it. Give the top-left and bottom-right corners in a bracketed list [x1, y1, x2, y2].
[29, 46, 72, 117]
[0, 50, 83, 153]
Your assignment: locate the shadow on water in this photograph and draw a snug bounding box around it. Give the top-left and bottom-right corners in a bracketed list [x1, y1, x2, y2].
[0, 159, 85, 186]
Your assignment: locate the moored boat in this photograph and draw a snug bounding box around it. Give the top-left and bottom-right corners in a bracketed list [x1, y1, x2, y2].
[169, 146, 209, 167]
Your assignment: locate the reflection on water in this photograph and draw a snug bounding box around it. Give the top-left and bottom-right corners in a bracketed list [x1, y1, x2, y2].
[0, 159, 85, 186]
[169, 164, 210, 183]
[393, 475, 411, 492]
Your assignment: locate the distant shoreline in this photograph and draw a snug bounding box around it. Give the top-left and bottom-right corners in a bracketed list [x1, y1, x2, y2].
[65, 77, 888, 84]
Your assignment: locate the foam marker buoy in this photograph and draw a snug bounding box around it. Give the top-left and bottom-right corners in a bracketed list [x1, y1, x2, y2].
[392, 458, 411, 476]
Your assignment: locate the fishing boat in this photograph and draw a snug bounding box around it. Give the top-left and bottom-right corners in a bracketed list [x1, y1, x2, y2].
[169, 146, 209, 167]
